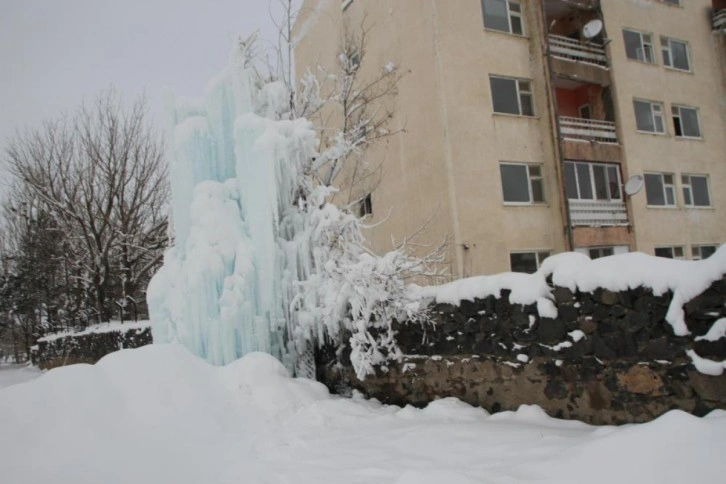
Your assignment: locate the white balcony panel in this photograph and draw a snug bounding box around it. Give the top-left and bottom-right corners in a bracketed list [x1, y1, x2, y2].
[548, 34, 608, 67]
[569, 200, 628, 226]
[560, 116, 618, 144]
[714, 10, 726, 31]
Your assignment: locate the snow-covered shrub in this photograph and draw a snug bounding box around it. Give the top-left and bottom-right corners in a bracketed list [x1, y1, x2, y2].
[291, 186, 439, 380]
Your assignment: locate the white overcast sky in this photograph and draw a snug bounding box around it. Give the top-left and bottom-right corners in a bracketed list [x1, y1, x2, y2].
[0, 0, 299, 182]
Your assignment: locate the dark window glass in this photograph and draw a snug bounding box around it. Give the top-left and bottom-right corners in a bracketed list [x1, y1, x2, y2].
[691, 177, 710, 206]
[576, 163, 593, 199]
[608, 166, 621, 199]
[645, 174, 665, 206]
[671, 41, 689, 70]
[680, 108, 700, 137]
[700, 246, 717, 259]
[490, 77, 520, 115]
[623, 30, 643, 60]
[634, 101, 654, 132]
[500, 164, 530, 202]
[593, 165, 609, 200]
[510, 252, 538, 273]
[564, 163, 578, 199]
[481, 0, 509, 32]
[655, 247, 674, 258]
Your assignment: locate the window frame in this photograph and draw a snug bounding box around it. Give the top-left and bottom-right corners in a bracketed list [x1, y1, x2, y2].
[655, 246, 685, 259]
[509, 250, 550, 274]
[499, 162, 545, 205]
[681, 174, 711, 208]
[481, 0, 525, 36]
[671, 105, 701, 139]
[489, 75, 534, 117]
[644, 172, 677, 207]
[564, 161, 623, 202]
[661, 36, 691, 71]
[692, 245, 718, 260]
[623, 28, 655, 64]
[633, 99, 666, 134]
[357, 193, 373, 217]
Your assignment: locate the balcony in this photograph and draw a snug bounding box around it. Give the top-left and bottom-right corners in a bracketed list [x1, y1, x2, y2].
[714, 10, 726, 31]
[548, 35, 608, 68]
[560, 116, 617, 143]
[569, 200, 628, 226]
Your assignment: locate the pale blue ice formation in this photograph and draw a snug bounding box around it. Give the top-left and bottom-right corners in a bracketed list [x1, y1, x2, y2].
[147, 48, 317, 366]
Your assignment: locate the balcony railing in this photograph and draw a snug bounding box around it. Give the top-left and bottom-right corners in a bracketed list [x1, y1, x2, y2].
[714, 10, 726, 31]
[560, 117, 618, 143]
[569, 200, 628, 226]
[548, 34, 608, 67]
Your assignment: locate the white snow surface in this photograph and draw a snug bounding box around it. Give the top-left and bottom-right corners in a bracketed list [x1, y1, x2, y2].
[1, 344, 724, 484]
[37, 320, 151, 343]
[695, 318, 726, 342]
[413, 246, 726, 338]
[0, 364, 42, 390]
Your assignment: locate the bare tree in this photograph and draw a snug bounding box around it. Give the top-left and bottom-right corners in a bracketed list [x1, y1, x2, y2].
[273, 0, 405, 208]
[4, 89, 168, 325]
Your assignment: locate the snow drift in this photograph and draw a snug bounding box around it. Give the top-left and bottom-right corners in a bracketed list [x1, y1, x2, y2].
[1, 344, 725, 484]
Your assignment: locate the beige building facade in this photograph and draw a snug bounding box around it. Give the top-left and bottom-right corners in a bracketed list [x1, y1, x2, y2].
[295, 0, 726, 278]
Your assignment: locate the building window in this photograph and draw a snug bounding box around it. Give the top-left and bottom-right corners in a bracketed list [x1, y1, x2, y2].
[578, 104, 592, 120]
[661, 37, 690, 71]
[623, 29, 655, 63]
[481, 0, 524, 35]
[499, 163, 544, 204]
[564, 162, 622, 201]
[644, 173, 676, 207]
[692, 245, 717, 260]
[655, 246, 684, 259]
[490, 76, 533, 116]
[634, 100, 665, 134]
[589, 247, 614, 259]
[510, 251, 549, 274]
[672, 105, 701, 138]
[681, 174, 711, 207]
[357, 193, 372, 217]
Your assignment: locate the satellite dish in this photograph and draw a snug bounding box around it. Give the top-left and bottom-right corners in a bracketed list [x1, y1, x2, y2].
[624, 175, 644, 196]
[582, 19, 603, 39]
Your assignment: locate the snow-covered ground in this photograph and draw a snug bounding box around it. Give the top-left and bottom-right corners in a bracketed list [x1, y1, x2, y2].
[0, 363, 42, 390]
[0, 344, 723, 484]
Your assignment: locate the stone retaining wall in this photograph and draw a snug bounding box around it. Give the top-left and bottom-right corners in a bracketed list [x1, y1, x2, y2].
[316, 278, 726, 425]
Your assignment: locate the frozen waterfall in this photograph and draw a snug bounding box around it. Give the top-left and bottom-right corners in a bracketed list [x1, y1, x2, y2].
[147, 47, 317, 367]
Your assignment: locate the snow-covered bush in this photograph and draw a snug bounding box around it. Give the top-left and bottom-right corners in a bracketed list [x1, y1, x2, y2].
[291, 186, 440, 379]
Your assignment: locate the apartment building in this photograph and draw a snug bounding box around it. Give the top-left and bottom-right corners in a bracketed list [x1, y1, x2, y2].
[294, 0, 726, 278]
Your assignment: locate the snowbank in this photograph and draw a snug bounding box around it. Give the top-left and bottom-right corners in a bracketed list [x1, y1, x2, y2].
[1, 344, 724, 484]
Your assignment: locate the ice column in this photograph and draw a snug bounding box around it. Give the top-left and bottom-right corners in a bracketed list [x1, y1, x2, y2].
[147, 48, 317, 366]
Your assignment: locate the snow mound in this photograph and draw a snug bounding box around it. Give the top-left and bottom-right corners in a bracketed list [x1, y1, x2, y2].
[1, 345, 725, 484]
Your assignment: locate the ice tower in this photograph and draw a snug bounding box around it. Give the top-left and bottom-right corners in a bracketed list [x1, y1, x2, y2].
[147, 44, 317, 367]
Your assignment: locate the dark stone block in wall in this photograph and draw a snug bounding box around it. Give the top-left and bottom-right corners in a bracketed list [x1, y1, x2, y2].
[459, 299, 480, 317]
[639, 337, 682, 361]
[591, 333, 617, 360]
[710, 278, 726, 295]
[598, 289, 619, 306]
[685, 289, 725, 314]
[537, 318, 567, 343]
[557, 304, 580, 324]
[693, 339, 726, 360]
[552, 286, 575, 304]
